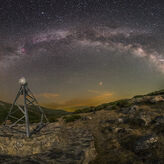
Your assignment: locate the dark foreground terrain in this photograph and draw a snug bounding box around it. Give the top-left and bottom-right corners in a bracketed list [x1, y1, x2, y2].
[0, 90, 164, 164]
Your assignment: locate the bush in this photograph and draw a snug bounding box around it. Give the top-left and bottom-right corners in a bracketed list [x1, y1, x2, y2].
[105, 99, 131, 108]
[63, 114, 81, 123]
[73, 99, 132, 114]
[133, 95, 144, 98]
[115, 99, 131, 108]
[74, 106, 95, 114]
[111, 105, 120, 110]
[147, 89, 164, 96]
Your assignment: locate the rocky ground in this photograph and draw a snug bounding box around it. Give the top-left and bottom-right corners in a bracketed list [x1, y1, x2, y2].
[0, 122, 96, 164]
[0, 93, 164, 164]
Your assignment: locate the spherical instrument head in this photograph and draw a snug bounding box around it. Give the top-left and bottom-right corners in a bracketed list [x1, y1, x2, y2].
[19, 77, 27, 86]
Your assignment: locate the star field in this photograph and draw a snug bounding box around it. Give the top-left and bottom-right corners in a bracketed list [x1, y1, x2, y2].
[0, 0, 164, 110]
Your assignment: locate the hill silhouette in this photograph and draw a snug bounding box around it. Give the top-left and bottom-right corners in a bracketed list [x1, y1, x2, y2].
[0, 101, 69, 124]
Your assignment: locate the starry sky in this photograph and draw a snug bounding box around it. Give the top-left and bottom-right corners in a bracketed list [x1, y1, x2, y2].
[0, 0, 164, 111]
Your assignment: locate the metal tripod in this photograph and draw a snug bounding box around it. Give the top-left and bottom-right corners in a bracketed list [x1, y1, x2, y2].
[4, 82, 49, 137]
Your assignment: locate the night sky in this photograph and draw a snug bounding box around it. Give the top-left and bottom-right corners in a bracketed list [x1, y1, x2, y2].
[0, 0, 164, 110]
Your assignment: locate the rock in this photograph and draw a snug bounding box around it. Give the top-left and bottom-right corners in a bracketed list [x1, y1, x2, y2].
[114, 127, 133, 137]
[81, 116, 88, 121]
[82, 142, 97, 164]
[128, 105, 139, 114]
[138, 112, 152, 126]
[132, 97, 144, 103]
[151, 116, 164, 134]
[105, 119, 115, 124]
[0, 124, 96, 164]
[119, 107, 129, 114]
[119, 105, 140, 115]
[135, 135, 158, 153]
[113, 127, 122, 133]
[125, 110, 153, 127]
[152, 116, 164, 125]
[118, 118, 124, 123]
[150, 96, 164, 103]
[132, 96, 151, 103]
[117, 116, 129, 124]
[132, 96, 157, 104]
[87, 116, 92, 120]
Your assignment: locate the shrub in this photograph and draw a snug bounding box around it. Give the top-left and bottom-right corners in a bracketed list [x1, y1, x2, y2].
[147, 89, 164, 96]
[63, 114, 81, 123]
[133, 95, 144, 98]
[74, 106, 95, 114]
[116, 99, 130, 108]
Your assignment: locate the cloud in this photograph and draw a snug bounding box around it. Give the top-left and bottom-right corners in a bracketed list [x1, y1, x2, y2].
[88, 90, 102, 94]
[44, 91, 113, 111]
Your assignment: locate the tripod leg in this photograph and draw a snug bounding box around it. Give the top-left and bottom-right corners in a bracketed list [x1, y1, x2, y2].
[23, 86, 30, 137]
[27, 87, 49, 123]
[4, 87, 22, 125]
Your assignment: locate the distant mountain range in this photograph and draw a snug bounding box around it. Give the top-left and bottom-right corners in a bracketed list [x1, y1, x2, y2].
[1, 89, 164, 124]
[0, 100, 69, 124]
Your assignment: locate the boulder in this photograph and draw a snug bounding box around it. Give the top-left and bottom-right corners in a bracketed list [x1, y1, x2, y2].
[114, 127, 133, 135]
[138, 112, 152, 126]
[150, 96, 164, 103]
[132, 96, 159, 104]
[118, 118, 124, 123]
[135, 134, 158, 153]
[117, 116, 129, 124]
[128, 105, 140, 114]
